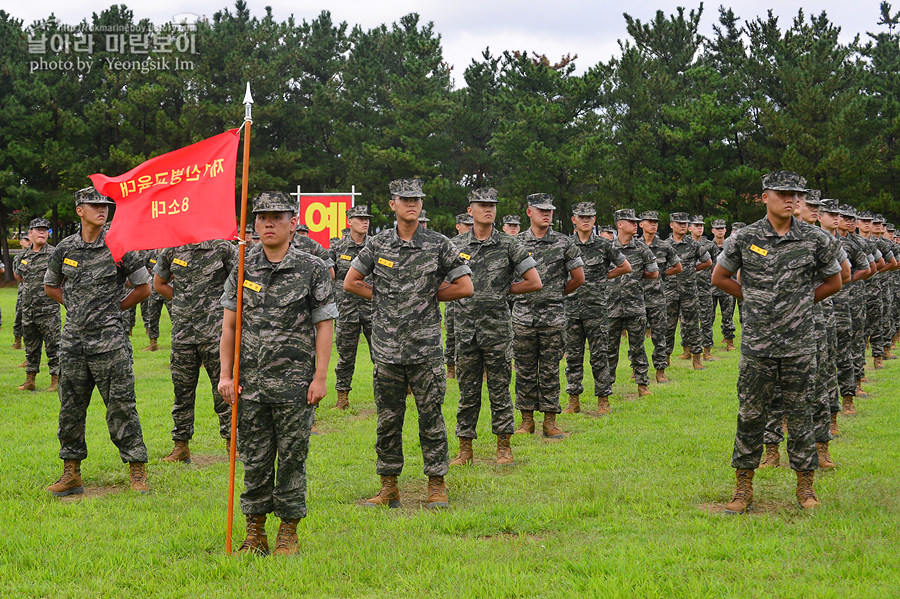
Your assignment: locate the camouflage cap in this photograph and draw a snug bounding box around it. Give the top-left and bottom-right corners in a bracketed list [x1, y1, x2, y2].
[28, 217, 51, 230]
[613, 208, 641, 222]
[467, 187, 498, 204]
[74, 187, 114, 207]
[711, 219, 727, 229]
[805, 189, 823, 205]
[690, 214, 705, 225]
[839, 204, 857, 218]
[857, 210, 875, 221]
[732, 221, 746, 230]
[572, 201, 597, 216]
[761, 170, 808, 192]
[418, 209, 430, 223]
[887, 223, 896, 232]
[669, 212, 690, 223]
[526, 193, 555, 210]
[601, 224, 616, 233]
[820, 199, 841, 213]
[297, 224, 310, 232]
[874, 213, 886, 224]
[502, 215, 521, 225]
[639, 210, 659, 221]
[389, 178, 426, 198]
[456, 213, 474, 225]
[252, 191, 296, 213]
[346, 204, 373, 219]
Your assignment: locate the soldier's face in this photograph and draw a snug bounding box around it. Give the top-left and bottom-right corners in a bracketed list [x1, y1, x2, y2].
[712, 227, 726, 240]
[617, 220, 637, 236]
[29, 227, 49, 246]
[572, 214, 595, 233]
[20, 237, 32, 249]
[349, 217, 370, 236]
[670, 222, 688, 236]
[255, 211, 296, 247]
[839, 216, 856, 232]
[820, 211, 840, 230]
[640, 220, 658, 236]
[389, 196, 422, 224]
[469, 202, 496, 226]
[527, 207, 553, 229]
[502, 223, 520, 235]
[599, 231, 614, 240]
[689, 223, 704, 237]
[763, 189, 800, 219]
[456, 223, 473, 235]
[858, 219, 873, 234]
[799, 200, 818, 224]
[77, 203, 109, 227]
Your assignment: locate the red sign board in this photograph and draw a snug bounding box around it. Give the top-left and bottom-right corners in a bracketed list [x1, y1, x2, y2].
[298, 195, 354, 249]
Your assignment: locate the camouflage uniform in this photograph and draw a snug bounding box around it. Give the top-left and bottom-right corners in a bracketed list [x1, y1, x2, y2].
[872, 220, 896, 352]
[13, 280, 24, 339]
[665, 215, 710, 357]
[139, 250, 168, 339]
[640, 213, 681, 370]
[291, 234, 335, 270]
[155, 240, 237, 442]
[710, 221, 736, 343]
[691, 216, 720, 350]
[851, 228, 879, 375]
[14, 221, 61, 377]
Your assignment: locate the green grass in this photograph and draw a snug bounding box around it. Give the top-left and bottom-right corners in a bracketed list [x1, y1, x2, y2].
[0, 285, 897, 598]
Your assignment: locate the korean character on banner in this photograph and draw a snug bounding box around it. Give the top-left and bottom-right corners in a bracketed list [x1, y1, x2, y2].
[128, 33, 151, 54]
[49, 33, 70, 54]
[203, 158, 225, 178]
[120, 179, 137, 198]
[73, 33, 94, 54]
[151, 34, 173, 53]
[137, 175, 153, 192]
[151, 200, 167, 219]
[174, 33, 196, 54]
[185, 165, 201, 181]
[170, 168, 184, 185]
[153, 172, 168, 186]
[168, 199, 182, 215]
[27, 33, 47, 54]
[105, 34, 125, 53]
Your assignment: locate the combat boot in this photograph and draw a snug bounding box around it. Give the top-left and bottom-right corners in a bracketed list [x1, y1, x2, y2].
[237, 514, 269, 555]
[724, 338, 736, 351]
[796, 470, 820, 509]
[817, 442, 835, 469]
[515, 411, 535, 435]
[161, 440, 191, 464]
[12, 336, 22, 350]
[842, 396, 857, 416]
[855, 382, 867, 398]
[873, 356, 884, 370]
[426, 476, 449, 509]
[563, 394, 581, 414]
[48, 374, 59, 392]
[724, 468, 754, 515]
[655, 369, 669, 384]
[703, 347, 718, 361]
[883, 348, 897, 360]
[333, 390, 350, 410]
[597, 396, 611, 416]
[143, 338, 158, 352]
[496, 434, 513, 465]
[272, 518, 300, 557]
[678, 346, 691, 360]
[46, 460, 83, 497]
[830, 412, 841, 436]
[18, 360, 26, 368]
[446, 364, 456, 379]
[364, 475, 400, 508]
[129, 462, 150, 494]
[541, 413, 565, 439]
[759, 443, 780, 468]
[449, 438, 474, 466]
[692, 353, 705, 370]
[17, 372, 36, 391]
[637, 384, 652, 397]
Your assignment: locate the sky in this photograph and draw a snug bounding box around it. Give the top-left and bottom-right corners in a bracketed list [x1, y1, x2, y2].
[7, 0, 890, 85]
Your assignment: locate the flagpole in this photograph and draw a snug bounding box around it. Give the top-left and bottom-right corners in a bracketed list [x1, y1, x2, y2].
[226, 82, 253, 555]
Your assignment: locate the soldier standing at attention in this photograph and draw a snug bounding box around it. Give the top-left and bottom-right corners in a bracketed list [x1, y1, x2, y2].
[713, 171, 842, 514]
[710, 220, 736, 351]
[838, 206, 876, 401]
[154, 235, 238, 463]
[640, 211, 682, 383]
[871, 215, 899, 359]
[511, 194, 584, 437]
[12, 233, 32, 350]
[445, 214, 474, 380]
[448, 188, 541, 466]
[345, 178, 473, 509]
[564, 202, 631, 414]
[43, 187, 152, 496]
[218, 192, 336, 556]
[665, 212, 711, 370]
[599, 225, 615, 241]
[138, 250, 168, 352]
[857, 211, 892, 370]
[502, 215, 521, 236]
[330, 205, 375, 410]
[14, 218, 61, 392]
[689, 215, 720, 362]
[296, 224, 310, 237]
[418, 209, 430, 229]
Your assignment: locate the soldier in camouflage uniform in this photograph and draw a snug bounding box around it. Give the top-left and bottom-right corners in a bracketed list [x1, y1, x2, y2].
[563, 202, 630, 414]
[137, 249, 168, 351]
[857, 211, 892, 370]
[445, 213, 474, 379]
[512, 193, 584, 437]
[502, 214, 521, 236]
[418, 209, 430, 228]
[155, 237, 237, 463]
[448, 188, 541, 466]
[44, 187, 152, 497]
[710, 220, 736, 351]
[345, 178, 472, 509]
[13, 218, 61, 392]
[599, 225, 615, 241]
[871, 214, 899, 359]
[640, 211, 682, 383]
[713, 171, 842, 514]
[689, 215, 720, 361]
[730, 222, 747, 325]
[839, 206, 876, 401]
[296, 223, 310, 237]
[11, 233, 31, 350]
[330, 205, 375, 410]
[665, 213, 712, 370]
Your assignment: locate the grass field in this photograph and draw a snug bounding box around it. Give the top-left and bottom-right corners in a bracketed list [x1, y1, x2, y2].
[0, 285, 898, 598]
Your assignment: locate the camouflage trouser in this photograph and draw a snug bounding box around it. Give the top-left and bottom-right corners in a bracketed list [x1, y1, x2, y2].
[850, 287, 867, 381]
[13, 291, 23, 338]
[564, 315, 609, 397]
[733, 353, 818, 471]
[373, 359, 449, 477]
[455, 339, 515, 438]
[865, 282, 884, 358]
[23, 312, 61, 375]
[170, 342, 231, 441]
[823, 301, 842, 414]
[334, 316, 373, 392]
[664, 282, 702, 355]
[697, 288, 715, 349]
[141, 294, 167, 339]
[122, 305, 137, 331]
[57, 344, 148, 463]
[605, 313, 650, 392]
[645, 298, 669, 371]
[712, 292, 736, 340]
[881, 280, 893, 349]
[832, 297, 856, 397]
[444, 305, 456, 367]
[238, 399, 314, 519]
[513, 324, 565, 413]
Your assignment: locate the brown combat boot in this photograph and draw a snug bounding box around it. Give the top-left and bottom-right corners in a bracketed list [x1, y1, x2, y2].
[563, 394, 581, 414]
[496, 434, 513, 465]
[12, 336, 22, 350]
[724, 338, 736, 351]
[855, 383, 867, 398]
[17, 372, 36, 391]
[759, 443, 780, 468]
[46, 460, 83, 497]
[515, 411, 535, 435]
[883, 348, 897, 360]
[162, 440, 191, 464]
[237, 514, 269, 555]
[678, 346, 691, 360]
[333, 390, 350, 410]
[842, 396, 857, 416]
[817, 442, 835, 469]
[830, 412, 841, 436]
[873, 356, 884, 370]
[446, 364, 456, 379]
[129, 462, 150, 494]
[426, 476, 449, 509]
[272, 518, 300, 557]
[143, 338, 158, 352]
[18, 360, 27, 368]
[48, 374, 59, 392]
[655, 369, 669, 384]
[637, 384, 652, 397]
[597, 396, 611, 416]
[796, 470, 820, 509]
[364, 475, 400, 508]
[449, 438, 474, 466]
[692, 353, 705, 370]
[703, 347, 718, 361]
[542, 412, 565, 439]
[724, 468, 754, 514]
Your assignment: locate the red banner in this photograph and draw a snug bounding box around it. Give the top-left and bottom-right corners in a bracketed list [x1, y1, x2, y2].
[89, 129, 240, 261]
[299, 195, 353, 249]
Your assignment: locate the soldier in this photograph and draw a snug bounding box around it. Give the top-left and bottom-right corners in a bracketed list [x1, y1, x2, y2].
[11, 233, 32, 350]
[448, 188, 541, 466]
[599, 225, 615, 241]
[689, 215, 720, 361]
[665, 213, 712, 370]
[511, 193, 584, 437]
[218, 191, 336, 556]
[710, 220, 736, 351]
[445, 214, 475, 379]
[154, 236, 238, 463]
[871, 214, 899, 359]
[563, 202, 631, 414]
[418, 209, 430, 229]
[43, 187, 152, 497]
[139, 249, 168, 352]
[296, 223, 310, 237]
[290, 225, 334, 279]
[330, 205, 375, 410]
[714, 171, 842, 513]
[839, 206, 876, 401]
[345, 178, 473, 509]
[640, 211, 682, 383]
[729, 222, 746, 325]
[502, 215, 521, 236]
[13, 218, 61, 392]
[857, 211, 892, 370]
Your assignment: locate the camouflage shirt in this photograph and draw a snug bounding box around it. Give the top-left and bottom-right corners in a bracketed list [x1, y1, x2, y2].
[667, 236, 711, 288]
[14, 243, 59, 317]
[512, 228, 583, 328]
[291, 234, 335, 269]
[695, 237, 719, 293]
[44, 229, 150, 355]
[155, 240, 237, 346]
[640, 235, 680, 305]
[351, 226, 471, 365]
[566, 232, 626, 318]
[221, 247, 337, 404]
[608, 235, 659, 318]
[140, 250, 163, 298]
[834, 233, 870, 300]
[329, 233, 373, 323]
[717, 216, 841, 358]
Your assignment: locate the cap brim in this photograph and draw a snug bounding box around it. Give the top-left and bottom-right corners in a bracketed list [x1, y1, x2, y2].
[531, 203, 556, 210]
[765, 186, 809, 192]
[394, 192, 426, 198]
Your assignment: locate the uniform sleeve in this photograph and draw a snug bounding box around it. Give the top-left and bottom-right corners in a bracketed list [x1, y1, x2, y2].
[641, 245, 659, 272]
[43, 244, 65, 287]
[309, 263, 339, 324]
[836, 246, 848, 264]
[440, 237, 472, 283]
[814, 232, 842, 279]
[224, 241, 238, 273]
[220, 263, 239, 312]
[697, 242, 711, 264]
[350, 239, 376, 276]
[153, 247, 174, 280]
[605, 242, 627, 268]
[850, 243, 869, 271]
[717, 234, 742, 273]
[510, 238, 538, 277]
[564, 237, 584, 272]
[666, 244, 682, 269]
[121, 250, 151, 286]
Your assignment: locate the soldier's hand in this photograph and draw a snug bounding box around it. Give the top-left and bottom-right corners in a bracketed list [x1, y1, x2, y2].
[218, 377, 241, 405]
[307, 377, 327, 406]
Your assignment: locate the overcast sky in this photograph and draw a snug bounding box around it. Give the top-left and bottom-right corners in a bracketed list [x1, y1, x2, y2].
[8, 0, 889, 85]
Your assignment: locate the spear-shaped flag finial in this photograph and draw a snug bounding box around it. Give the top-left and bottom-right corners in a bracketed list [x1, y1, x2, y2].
[243, 82, 253, 123]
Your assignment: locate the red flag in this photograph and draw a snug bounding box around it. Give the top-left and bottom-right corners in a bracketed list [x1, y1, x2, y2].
[90, 129, 241, 262]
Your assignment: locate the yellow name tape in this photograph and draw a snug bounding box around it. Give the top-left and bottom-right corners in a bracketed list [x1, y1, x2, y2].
[378, 257, 394, 268]
[149, 258, 157, 264]
[63, 258, 78, 267]
[459, 252, 471, 260]
[750, 244, 768, 257]
[173, 258, 188, 267]
[340, 254, 352, 261]
[243, 280, 262, 292]
[20, 259, 28, 265]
